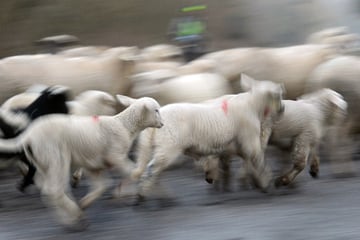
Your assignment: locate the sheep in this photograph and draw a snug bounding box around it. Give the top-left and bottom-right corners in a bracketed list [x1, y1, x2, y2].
[0, 85, 70, 190]
[57, 46, 140, 59]
[0, 95, 162, 230]
[270, 88, 347, 187]
[0, 85, 70, 139]
[305, 55, 360, 176]
[130, 71, 233, 105]
[57, 46, 110, 57]
[199, 44, 342, 99]
[133, 61, 182, 74]
[131, 74, 285, 205]
[66, 90, 117, 116]
[0, 50, 136, 104]
[2, 88, 117, 117]
[1, 88, 119, 191]
[306, 27, 350, 44]
[139, 44, 184, 62]
[201, 88, 347, 190]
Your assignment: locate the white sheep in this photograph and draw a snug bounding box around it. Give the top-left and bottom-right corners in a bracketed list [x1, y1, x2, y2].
[0, 95, 162, 230]
[0, 51, 136, 104]
[139, 44, 184, 62]
[131, 71, 233, 105]
[306, 55, 360, 176]
[133, 61, 182, 74]
[201, 88, 347, 190]
[270, 88, 347, 186]
[1, 88, 119, 189]
[306, 27, 350, 44]
[57, 46, 140, 58]
[57, 46, 110, 57]
[2, 89, 117, 117]
[132, 74, 285, 204]
[199, 44, 341, 99]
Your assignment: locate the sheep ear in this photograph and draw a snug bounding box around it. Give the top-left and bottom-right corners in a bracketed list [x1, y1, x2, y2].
[101, 95, 116, 107]
[49, 85, 71, 96]
[115, 95, 137, 107]
[240, 73, 256, 91]
[280, 83, 286, 98]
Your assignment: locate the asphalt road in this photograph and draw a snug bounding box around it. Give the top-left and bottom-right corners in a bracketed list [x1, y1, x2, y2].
[0, 156, 360, 240]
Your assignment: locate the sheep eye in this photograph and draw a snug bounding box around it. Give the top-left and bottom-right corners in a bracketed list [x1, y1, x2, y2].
[155, 109, 159, 113]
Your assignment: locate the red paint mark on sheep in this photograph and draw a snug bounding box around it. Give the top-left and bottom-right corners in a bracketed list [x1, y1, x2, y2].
[221, 100, 228, 115]
[264, 106, 270, 118]
[92, 115, 99, 122]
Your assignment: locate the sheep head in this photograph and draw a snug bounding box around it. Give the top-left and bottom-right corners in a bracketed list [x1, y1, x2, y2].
[116, 95, 163, 129]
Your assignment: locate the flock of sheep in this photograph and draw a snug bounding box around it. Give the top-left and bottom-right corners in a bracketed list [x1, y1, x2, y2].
[0, 26, 359, 231]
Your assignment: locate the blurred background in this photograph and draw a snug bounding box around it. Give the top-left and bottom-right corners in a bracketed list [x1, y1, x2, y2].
[2, 0, 360, 57]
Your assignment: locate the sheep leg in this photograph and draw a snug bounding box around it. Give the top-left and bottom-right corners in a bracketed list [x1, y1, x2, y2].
[327, 124, 356, 177]
[71, 168, 83, 188]
[39, 165, 86, 230]
[79, 170, 108, 209]
[309, 149, 320, 178]
[136, 148, 181, 204]
[240, 136, 272, 192]
[219, 153, 231, 192]
[17, 153, 36, 192]
[238, 159, 254, 190]
[107, 154, 137, 198]
[275, 140, 310, 187]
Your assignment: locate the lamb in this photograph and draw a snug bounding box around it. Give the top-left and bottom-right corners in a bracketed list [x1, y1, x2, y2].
[306, 27, 360, 52]
[66, 90, 117, 116]
[268, 89, 347, 187]
[199, 44, 342, 99]
[202, 88, 347, 189]
[306, 27, 350, 44]
[0, 95, 162, 230]
[305, 55, 360, 176]
[0, 85, 70, 139]
[0, 50, 136, 104]
[0, 85, 70, 190]
[131, 74, 285, 205]
[57, 46, 110, 57]
[2, 88, 117, 117]
[139, 44, 184, 62]
[1, 88, 119, 191]
[131, 71, 232, 105]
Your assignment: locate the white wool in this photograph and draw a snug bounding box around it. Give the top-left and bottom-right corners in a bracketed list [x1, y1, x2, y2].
[199, 44, 341, 99]
[0, 52, 136, 104]
[133, 75, 285, 198]
[131, 72, 232, 105]
[67, 90, 117, 116]
[140, 44, 184, 62]
[305, 56, 360, 175]
[0, 96, 162, 227]
[200, 88, 347, 189]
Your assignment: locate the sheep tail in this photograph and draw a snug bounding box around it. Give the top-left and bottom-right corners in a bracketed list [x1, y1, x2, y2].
[131, 128, 156, 181]
[0, 138, 24, 159]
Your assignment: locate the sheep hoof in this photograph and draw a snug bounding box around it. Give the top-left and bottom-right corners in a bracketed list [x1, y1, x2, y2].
[16, 180, 32, 193]
[158, 197, 178, 208]
[64, 217, 89, 232]
[274, 176, 289, 188]
[133, 194, 146, 207]
[71, 178, 80, 189]
[205, 178, 214, 184]
[309, 169, 318, 179]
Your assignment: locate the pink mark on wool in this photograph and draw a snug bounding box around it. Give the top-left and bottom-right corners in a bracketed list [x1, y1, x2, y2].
[264, 106, 270, 118]
[92, 115, 99, 122]
[221, 100, 228, 115]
